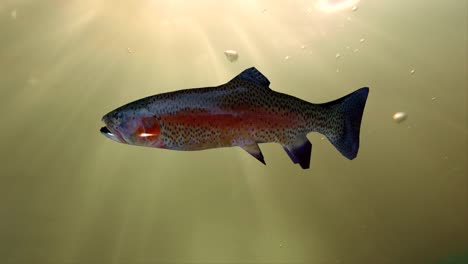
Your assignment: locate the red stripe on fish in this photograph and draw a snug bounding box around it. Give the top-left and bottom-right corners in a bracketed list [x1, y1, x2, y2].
[159, 108, 301, 130]
[135, 117, 161, 140]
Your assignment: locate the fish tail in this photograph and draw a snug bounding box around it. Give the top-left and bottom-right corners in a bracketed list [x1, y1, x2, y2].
[317, 87, 369, 160]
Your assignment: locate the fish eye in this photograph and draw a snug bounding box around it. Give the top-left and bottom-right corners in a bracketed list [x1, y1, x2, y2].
[113, 112, 123, 120]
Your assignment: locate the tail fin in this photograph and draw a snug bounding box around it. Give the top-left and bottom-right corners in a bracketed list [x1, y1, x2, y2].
[320, 87, 369, 160]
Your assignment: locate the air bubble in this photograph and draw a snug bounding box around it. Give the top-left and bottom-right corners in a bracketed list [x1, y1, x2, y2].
[392, 112, 407, 123]
[224, 50, 239, 62]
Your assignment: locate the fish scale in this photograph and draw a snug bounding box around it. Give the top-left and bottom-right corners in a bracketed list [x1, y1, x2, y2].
[100, 67, 369, 169]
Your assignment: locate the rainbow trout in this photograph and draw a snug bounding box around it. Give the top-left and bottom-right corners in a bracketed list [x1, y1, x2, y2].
[100, 67, 369, 169]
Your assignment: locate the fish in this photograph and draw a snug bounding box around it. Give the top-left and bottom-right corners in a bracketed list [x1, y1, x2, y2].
[100, 67, 369, 169]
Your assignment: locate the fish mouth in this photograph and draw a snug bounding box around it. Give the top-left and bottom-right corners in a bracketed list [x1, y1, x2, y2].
[100, 126, 111, 134]
[100, 125, 124, 143]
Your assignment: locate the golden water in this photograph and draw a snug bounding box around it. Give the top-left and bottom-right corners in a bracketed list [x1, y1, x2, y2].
[0, 0, 466, 263]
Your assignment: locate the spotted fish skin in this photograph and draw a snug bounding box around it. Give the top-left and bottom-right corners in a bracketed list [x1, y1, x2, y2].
[100, 67, 369, 169]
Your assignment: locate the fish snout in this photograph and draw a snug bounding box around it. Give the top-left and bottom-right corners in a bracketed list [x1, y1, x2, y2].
[100, 126, 121, 143]
[100, 126, 111, 134]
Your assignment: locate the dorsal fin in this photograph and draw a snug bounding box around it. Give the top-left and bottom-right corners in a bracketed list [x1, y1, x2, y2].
[230, 67, 270, 88]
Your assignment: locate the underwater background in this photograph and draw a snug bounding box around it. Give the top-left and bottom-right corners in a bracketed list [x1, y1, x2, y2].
[0, 0, 466, 263]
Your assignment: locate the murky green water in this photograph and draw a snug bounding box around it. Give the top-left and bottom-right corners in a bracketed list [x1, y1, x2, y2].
[1, 0, 466, 263]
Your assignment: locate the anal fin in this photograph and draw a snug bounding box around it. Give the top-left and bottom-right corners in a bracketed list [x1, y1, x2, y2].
[283, 136, 312, 169]
[241, 143, 266, 165]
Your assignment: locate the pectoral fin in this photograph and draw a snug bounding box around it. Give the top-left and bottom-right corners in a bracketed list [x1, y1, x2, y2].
[241, 143, 266, 165]
[283, 135, 312, 169]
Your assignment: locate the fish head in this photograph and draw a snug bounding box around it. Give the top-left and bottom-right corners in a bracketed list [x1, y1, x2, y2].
[100, 109, 129, 144]
[100, 108, 164, 148]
